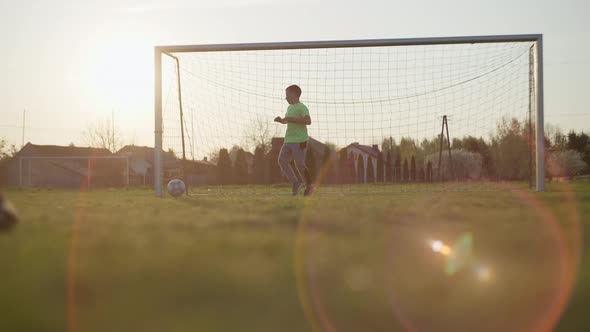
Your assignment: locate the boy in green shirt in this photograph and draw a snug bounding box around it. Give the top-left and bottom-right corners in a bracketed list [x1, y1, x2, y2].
[274, 85, 315, 196]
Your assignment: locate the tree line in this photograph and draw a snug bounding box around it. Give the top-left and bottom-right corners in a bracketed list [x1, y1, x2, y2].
[210, 117, 589, 185]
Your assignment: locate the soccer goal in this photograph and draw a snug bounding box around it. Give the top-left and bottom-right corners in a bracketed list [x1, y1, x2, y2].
[154, 34, 544, 196]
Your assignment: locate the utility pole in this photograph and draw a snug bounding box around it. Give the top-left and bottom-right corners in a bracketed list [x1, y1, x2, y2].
[191, 107, 195, 160]
[22, 109, 26, 148]
[112, 109, 115, 152]
[437, 115, 453, 181]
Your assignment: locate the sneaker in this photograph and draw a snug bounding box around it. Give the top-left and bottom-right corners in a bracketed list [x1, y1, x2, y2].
[303, 185, 316, 196]
[292, 182, 304, 195]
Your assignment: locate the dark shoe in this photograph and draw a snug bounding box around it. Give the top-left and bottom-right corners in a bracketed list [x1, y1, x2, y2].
[292, 182, 304, 195]
[303, 185, 316, 196]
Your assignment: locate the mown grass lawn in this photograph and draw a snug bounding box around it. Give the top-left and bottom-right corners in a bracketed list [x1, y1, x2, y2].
[1, 182, 588, 332]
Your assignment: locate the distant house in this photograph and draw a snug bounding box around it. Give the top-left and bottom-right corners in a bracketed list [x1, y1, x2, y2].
[183, 159, 217, 185]
[306, 137, 329, 166]
[117, 145, 158, 185]
[267, 136, 329, 183]
[344, 143, 381, 183]
[229, 148, 254, 174]
[0, 143, 122, 188]
[117, 145, 176, 185]
[268, 138, 285, 183]
[269, 136, 327, 161]
[116, 145, 217, 186]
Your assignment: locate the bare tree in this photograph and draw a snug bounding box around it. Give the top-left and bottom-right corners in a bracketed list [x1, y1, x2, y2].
[546, 123, 565, 149]
[208, 149, 220, 164]
[83, 119, 122, 152]
[243, 116, 278, 154]
[0, 139, 17, 161]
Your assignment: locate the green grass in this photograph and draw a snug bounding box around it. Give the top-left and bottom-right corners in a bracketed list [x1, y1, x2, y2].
[0, 182, 589, 332]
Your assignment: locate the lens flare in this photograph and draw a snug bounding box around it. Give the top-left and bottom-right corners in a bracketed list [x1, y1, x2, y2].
[475, 264, 492, 282]
[294, 160, 582, 332]
[445, 233, 473, 275]
[430, 240, 443, 252]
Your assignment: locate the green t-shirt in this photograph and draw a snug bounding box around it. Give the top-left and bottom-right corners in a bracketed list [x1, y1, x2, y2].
[284, 102, 310, 143]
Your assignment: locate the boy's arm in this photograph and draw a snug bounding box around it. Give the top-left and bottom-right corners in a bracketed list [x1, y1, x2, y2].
[282, 115, 311, 125]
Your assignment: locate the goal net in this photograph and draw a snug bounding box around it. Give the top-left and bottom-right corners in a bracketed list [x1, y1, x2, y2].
[155, 35, 544, 196]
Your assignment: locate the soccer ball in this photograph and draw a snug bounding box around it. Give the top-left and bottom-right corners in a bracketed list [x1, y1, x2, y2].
[0, 194, 18, 231]
[167, 179, 186, 197]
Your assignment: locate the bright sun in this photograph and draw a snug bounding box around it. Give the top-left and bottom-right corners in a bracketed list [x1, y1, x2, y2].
[81, 33, 153, 112]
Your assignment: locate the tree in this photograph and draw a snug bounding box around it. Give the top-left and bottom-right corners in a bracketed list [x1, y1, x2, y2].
[367, 156, 375, 183]
[217, 148, 233, 184]
[476, 137, 495, 178]
[385, 150, 392, 183]
[547, 150, 587, 178]
[233, 148, 249, 184]
[208, 150, 220, 164]
[0, 139, 17, 162]
[419, 167, 425, 182]
[376, 151, 384, 183]
[490, 118, 529, 180]
[0, 140, 18, 179]
[356, 157, 364, 184]
[322, 146, 333, 184]
[460, 136, 494, 177]
[395, 150, 401, 183]
[83, 118, 122, 153]
[381, 136, 396, 155]
[567, 131, 590, 174]
[546, 123, 565, 150]
[228, 145, 243, 162]
[567, 131, 590, 152]
[244, 117, 277, 154]
[403, 158, 409, 182]
[338, 149, 354, 184]
[252, 145, 267, 184]
[324, 142, 338, 153]
[322, 146, 332, 166]
[425, 149, 482, 180]
[410, 156, 417, 182]
[420, 137, 438, 156]
[426, 161, 433, 182]
[399, 137, 418, 161]
[461, 136, 479, 152]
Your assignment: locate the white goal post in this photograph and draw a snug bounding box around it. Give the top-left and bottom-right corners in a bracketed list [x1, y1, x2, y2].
[154, 34, 545, 196]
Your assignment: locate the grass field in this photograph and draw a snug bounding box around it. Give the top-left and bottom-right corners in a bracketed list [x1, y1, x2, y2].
[0, 182, 588, 332]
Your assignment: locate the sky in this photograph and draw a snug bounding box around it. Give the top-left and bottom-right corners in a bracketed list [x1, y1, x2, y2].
[0, 0, 588, 151]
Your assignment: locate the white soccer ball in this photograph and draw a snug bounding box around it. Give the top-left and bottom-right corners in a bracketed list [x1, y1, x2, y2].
[167, 179, 186, 197]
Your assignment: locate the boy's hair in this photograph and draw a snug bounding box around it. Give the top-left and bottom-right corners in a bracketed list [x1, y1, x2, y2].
[286, 84, 302, 97]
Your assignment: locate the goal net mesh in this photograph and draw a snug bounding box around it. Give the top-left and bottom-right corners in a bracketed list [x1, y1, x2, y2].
[160, 40, 538, 193]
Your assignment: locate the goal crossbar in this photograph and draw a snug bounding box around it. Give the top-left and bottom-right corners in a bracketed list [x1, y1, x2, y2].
[155, 34, 542, 53]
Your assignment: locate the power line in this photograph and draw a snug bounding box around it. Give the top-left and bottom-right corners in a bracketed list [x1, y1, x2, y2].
[546, 113, 590, 117]
[0, 124, 81, 132]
